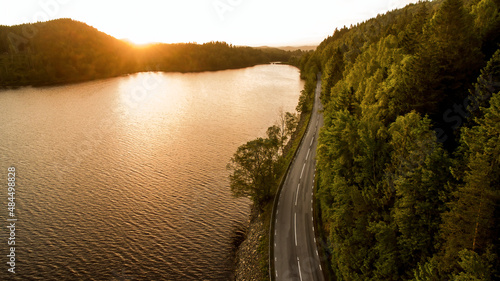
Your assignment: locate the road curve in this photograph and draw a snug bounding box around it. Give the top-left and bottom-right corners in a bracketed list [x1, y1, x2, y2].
[272, 75, 325, 281]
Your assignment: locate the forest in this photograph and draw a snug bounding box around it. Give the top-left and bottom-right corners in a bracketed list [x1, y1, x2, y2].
[296, 0, 500, 279]
[0, 18, 297, 87]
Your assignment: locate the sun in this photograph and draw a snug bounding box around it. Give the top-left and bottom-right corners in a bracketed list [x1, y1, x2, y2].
[125, 34, 157, 46]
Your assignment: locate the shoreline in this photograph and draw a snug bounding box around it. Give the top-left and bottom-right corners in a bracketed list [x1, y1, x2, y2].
[233, 206, 267, 281]
[0, 62, 295, 90]
[0, 62, 296, 90]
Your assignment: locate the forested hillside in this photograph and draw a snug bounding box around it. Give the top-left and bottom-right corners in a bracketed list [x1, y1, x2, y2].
[0, 19, 293, 86]
[298, 0, 500, 279]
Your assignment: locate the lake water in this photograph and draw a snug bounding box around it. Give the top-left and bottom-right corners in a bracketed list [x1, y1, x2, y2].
[0, 64, 303, 280]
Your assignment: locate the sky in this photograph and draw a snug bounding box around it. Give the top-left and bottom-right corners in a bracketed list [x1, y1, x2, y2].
[0, 0, 420, 46]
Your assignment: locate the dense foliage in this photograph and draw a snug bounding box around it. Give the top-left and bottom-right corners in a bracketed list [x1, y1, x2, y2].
[0, 19, 293, 86]
[299, 0, 500, 279]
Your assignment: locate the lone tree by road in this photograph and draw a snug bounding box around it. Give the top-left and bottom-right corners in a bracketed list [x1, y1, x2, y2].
[227, 136, 279, 208]
[227, 111, 298, 209]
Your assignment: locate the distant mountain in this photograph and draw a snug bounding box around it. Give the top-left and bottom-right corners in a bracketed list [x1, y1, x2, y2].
[0, 19, 294, 87]
[256, 45, 317, 51]
[276, 46, 317, 51]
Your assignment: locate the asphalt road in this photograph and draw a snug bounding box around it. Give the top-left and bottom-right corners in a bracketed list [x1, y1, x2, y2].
[272, 76, 325, 281]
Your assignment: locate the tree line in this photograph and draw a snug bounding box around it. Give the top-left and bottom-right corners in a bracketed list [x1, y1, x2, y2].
[0, 19, 294, 87]
[298, 0, 499, 279]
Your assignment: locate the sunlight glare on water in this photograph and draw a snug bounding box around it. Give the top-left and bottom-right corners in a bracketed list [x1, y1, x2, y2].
[0, 64, 303, 280]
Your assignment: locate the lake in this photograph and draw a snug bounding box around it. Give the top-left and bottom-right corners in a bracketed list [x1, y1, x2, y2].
[0, 64, 303, 280]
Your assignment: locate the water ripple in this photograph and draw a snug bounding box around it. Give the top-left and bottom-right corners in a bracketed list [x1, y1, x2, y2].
[0, 65, 303, 280]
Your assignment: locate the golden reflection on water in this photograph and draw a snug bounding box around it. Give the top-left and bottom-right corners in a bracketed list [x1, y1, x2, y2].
[0, 64, 304, 280]
[116, 72, 187, 154]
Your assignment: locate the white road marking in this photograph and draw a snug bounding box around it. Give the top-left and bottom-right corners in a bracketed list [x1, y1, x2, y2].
[298, 258, 304, 281]
[295, 184, 300, 206]
[275, 87, 325, 280]
[294, 213, 298, 246]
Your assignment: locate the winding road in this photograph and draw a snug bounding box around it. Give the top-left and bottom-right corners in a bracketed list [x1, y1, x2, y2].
[272, 75, 325, 281]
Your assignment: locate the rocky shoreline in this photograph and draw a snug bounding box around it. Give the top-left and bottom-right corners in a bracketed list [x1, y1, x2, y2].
[233, 206, 267, 281]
